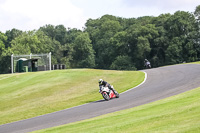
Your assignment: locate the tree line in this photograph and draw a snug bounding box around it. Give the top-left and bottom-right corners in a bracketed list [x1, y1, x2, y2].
[0, 5, 200, 74]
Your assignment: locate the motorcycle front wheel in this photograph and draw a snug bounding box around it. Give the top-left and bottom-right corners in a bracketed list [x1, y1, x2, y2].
[102, 92, 110, 101]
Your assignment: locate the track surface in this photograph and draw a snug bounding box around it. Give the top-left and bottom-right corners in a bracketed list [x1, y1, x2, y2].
[1, 64, 200, 133]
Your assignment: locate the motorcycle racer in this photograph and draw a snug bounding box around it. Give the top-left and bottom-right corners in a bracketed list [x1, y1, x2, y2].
[144, 59, 151, 68]
[98, 79, 116, 94]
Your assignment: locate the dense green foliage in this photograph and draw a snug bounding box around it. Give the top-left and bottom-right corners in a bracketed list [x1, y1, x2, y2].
[0, 5, 200, 73]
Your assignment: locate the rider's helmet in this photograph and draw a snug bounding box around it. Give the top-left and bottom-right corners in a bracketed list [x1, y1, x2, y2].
[99, 79, 103, 84]
[145, 59, 148, 62]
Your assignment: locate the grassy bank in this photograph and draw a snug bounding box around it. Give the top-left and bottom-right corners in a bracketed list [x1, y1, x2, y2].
[190, 61, 200, 64]
[34, 87, 200, 133]
[0, 69, 145, 125]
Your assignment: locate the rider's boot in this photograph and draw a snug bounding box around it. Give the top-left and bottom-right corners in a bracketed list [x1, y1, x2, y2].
[111, 88, 116, 94]
[109, 85, 116, 94]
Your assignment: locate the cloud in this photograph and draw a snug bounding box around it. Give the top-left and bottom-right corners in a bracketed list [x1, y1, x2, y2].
[0, 0, 85, 32]
[0, 0, 200, 32]
[70, 0, 122, 18]
[121, 0, 198, 9]
[120, 0, 200, 17]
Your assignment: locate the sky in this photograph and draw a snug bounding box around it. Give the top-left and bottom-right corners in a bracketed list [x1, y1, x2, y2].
[0, 0, 200, 33]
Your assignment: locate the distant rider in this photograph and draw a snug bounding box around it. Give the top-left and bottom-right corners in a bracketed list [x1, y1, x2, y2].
[144, 59, 151, 68]
[98, 79, 116, 94]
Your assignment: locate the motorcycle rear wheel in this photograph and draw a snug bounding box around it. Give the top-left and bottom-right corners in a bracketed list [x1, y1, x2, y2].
[115, 91, 119, 98]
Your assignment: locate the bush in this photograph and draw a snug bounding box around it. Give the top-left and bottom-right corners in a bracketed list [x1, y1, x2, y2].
[110, 56, 136, 70]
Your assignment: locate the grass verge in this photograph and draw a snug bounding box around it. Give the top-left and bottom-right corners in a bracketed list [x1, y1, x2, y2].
[33, 87, 200, 133]
[189, 61, 200, 64]
[0, 69, 144, 125]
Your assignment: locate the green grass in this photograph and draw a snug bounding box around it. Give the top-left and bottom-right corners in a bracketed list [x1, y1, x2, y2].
[189, 61, 200, 64]
[33, 87, 200, 133]
[0, 69, 145, 125]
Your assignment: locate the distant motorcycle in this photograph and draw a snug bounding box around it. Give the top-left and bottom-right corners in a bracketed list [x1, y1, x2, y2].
[145, 61, 151, 69]
[99, 86, 119, 101]
[146, 64, 151, 69]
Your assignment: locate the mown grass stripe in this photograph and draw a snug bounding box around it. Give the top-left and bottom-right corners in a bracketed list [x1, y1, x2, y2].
[0, 69, 144, 125]
[33, 87, 200, 133]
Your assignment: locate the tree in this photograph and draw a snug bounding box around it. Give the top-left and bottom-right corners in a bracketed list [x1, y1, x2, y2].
[60, 43, 74, 68]
[194, 5, 200, 58]
[136, 16, 154, 26]
[110, 55, 136, 70]
[110, 31, 130, 57]
[136, 36, 151, 59]
[10, 30, 62, 65]
[39, 24, 56, 40]
[85, 15, 123, 69]
[0, 48, 12, 74]
[165, 11, 199, 63]
[65, 28, 82, 44]
[55, 25, 67, 45]
[0, 32, 7, 56]
[184, 42, 198, 62]
[0, 32, 11, 74]
[165, 37, 184, 64]
[5, 28, 22, 48]
[150, 14, 171, 66]
[11, 31, 45, 54]
[194, 5, 200, 21]
[59, 28, 84, 68]
[72, 32, 95, 68]
[165, 11, 196, 38]
[126, 23, 158, 69]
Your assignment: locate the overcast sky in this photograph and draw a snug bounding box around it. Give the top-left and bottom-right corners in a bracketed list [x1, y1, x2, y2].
[0, 0, 200, 33]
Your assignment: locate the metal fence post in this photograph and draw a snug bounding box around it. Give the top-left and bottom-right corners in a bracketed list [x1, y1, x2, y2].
[49, 52, 51, 71]
[11, 54, 13, 74]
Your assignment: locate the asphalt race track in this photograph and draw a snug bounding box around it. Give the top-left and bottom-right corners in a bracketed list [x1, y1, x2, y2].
[1, 64, 200, 133]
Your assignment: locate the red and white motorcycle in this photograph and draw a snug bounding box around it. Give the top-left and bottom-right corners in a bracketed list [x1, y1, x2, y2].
[99, 86, 119, 101]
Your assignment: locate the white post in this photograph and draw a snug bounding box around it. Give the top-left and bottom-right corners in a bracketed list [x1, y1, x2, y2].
[49, 52, 51, 71]
[11, 54, 13, 74]
[30, 53, 32, 59]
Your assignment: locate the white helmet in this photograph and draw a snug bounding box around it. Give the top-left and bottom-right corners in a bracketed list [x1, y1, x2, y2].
[99, 79, 103, 84]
